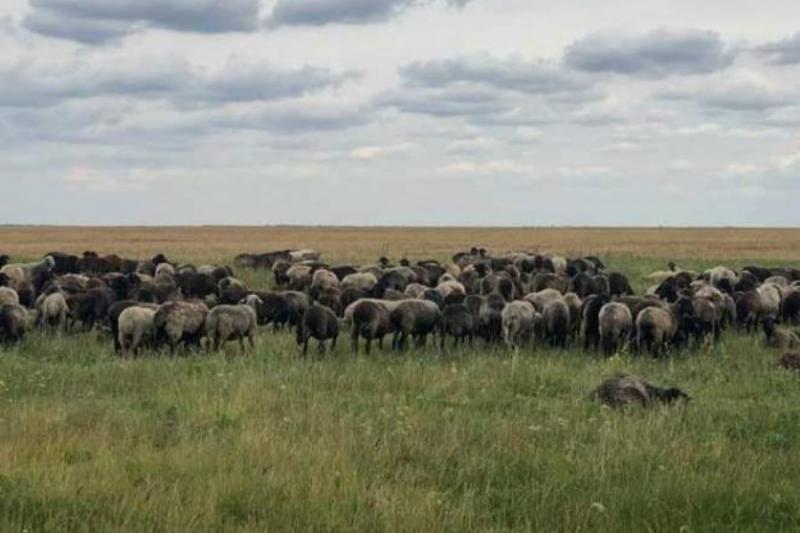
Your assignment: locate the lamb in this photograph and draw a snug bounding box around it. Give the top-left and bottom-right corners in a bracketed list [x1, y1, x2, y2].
[501, 300, 536, 348]
[542, 299, 571, 348]
[591, 374, 689, 409]
[205, 297, 260, 353]
[390, 299, 441, 350]
[0, 303, 30, 344]
[117, 306, 157, 357]
[153, 300, 209, 352]
[296, 303, 339, 356]
[350, 300, 391, 355]
[597, 303, 633, 356]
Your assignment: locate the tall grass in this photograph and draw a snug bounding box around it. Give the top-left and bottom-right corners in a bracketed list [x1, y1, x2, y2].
[1, 253, 799, 531]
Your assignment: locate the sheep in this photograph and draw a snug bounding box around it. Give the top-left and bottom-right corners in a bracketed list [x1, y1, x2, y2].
[296, 303, 339, 356]
[272, 260, 292, 286]
[598, 303, 633, 356]
[691, 297, 719, 345]
[341, 272, 378, 293]
[350, 300, 391, 355]
[734, 271, 760, 292]
[608, 272, 634, 297]
[0, 287, 19, 306]
[289, 249, 320, 263]
[66, 288, 115, 331]
[0, 303, 30, 344]
[404, 283, 428, 299]
[581, 294, 610, 351]
[635, 306, 677, 357]
[118, 306, 157, 357]
[781, 290, 800, 324]
[390, 299, 441, 351]
[205, 298, 260, 353]
[757, 283, 782, 318]
[0, 255, 9, 269]
[478, 293, 506, 344]
[531, 273, 566, 293]
[563, 292, 583, 339]
[286, 265, 313, 292]
[316, 287, 343, 316]
[309, 269, 340, 299]
[35, 291, 68, 333]
[543, 299, 571, 348]
[435, 280, 466, 300]
[778, 352, 800, 371]
[764, 275, 789, 287]
[707, 266, 737, 291]
[762, 316, 800, 351]
[591, 374, 689, 409]
[0, 256, 55, 287]
[440, 303, 476, 350]
[736, 291, 766, 333]
[153, 300, 209, 352]
[155, 262, 176, 278]
[501, 300, 536, 348]
[523, 288, 563, 313]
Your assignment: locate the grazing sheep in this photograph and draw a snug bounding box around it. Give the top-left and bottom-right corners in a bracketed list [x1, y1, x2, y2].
[35, 291, 68, 332]
[531, 273, 566, 293]
[692, 297, 719, 344]
[350, 300, 391, 355]
[66, 288, 115, 331]
[581, 294, 610, 351]
[108, 300, 155, 353]
[316, 287, 343, 316]
[309, 269, 340, 299]
[736, 291, 766, 332]
[289, 249, 320, 263]
[543, 299, 571, 348]
[205, 298, 260, 353]
[781, 290, 800, 324]
[762, 316, 800, 351]
[118, 306, 157, 357]
[390, 299, 441, 351]
[778, 352, 800, 371]
[478, 293, 506, 344]
[155, 262, 176, 278]
[636, 306, 677, 357]
[608, 272, 634, 297]
[153, 300, 209, 352]
[524, 288, 564, 313]
[440, 303, 476, 350]
[757, 283, 782, 318]
[707, 266, 737, 291]
[0, 287, 19, 306]
[404, 283, 428, 299]
[501, 300, 536, 348]
[0, 255, 9, 269]
[0, 303, 30, 344]
[764, 275, 789, 288]
[0, 256, 56, 287]
[341, 272, 378, 293]
[598, 303, 633, 356]
[287, 265, 313, 292]
[734, 271, 760, 292]
[563, 292, 583, 339]
[272, 260, 293, 286]
[591, 374, 689, 408]
[296, 304, 339, 356]
[435, 280, 467, 300]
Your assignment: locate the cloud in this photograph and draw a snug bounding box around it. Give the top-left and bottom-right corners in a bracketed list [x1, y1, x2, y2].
[438, 160, 532, 176]
[265, 0, 474, 28]
[564, 29, 736, 78]
[659, 70, 797, 111]
[23, 0, 261, 43]
[0, 55, 352, 108]
[402, 55, 592, 95]
[758, 33, 800, 65]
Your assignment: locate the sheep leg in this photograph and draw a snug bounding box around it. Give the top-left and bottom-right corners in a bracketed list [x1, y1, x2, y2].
[302, 336, 309, 357]
[351, 329, 360, 357]
[331, 335, 337, 352]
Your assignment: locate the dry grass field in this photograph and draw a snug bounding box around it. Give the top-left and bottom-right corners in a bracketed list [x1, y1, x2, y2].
[2, 226, 800, 531]
[3, 226, 800, 262]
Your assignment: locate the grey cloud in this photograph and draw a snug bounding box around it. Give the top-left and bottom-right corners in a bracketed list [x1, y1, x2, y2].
[378, 84, 510, 118]
[265, 0, 474, 28]
[660, 84, 795, 112]
[23, 0, 261, 43]
[402, 55, 592, 95]
[0, 58, 351, 108]
[565, 29, 735, 78]
[758, 33, 800, 65]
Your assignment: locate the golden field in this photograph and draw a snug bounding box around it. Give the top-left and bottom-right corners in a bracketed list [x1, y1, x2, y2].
[2, 226, 800, 262]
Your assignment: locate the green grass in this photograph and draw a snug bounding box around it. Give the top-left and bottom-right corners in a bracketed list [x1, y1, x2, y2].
[1, 254, 800, 531]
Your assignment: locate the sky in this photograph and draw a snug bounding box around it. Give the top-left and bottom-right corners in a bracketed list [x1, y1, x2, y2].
[0, 0, 798, 226]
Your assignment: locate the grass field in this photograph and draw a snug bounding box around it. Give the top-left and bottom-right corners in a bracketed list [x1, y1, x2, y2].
[2, 227, 800, 531]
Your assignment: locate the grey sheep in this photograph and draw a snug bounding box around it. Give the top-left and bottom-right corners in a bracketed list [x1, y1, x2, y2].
[501, 300, 536, 348]
[591, 374, 689, 408]
[598, 302, 633, 356]
[390, 299, 441, 351]
[297, 303, 339, 356]
[118, 306, 157, 357]
[350, 300, 391, 355]
[205, 297, 261, 353]
[543, 299, 571, 348]
[153, 300, 209, 353]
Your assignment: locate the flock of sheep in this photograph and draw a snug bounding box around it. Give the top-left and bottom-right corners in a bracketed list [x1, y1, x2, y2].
[2, 246, 800, 407]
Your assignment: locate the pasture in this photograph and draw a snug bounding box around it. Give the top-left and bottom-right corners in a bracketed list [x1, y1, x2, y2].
[1, 227, 800, 531]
